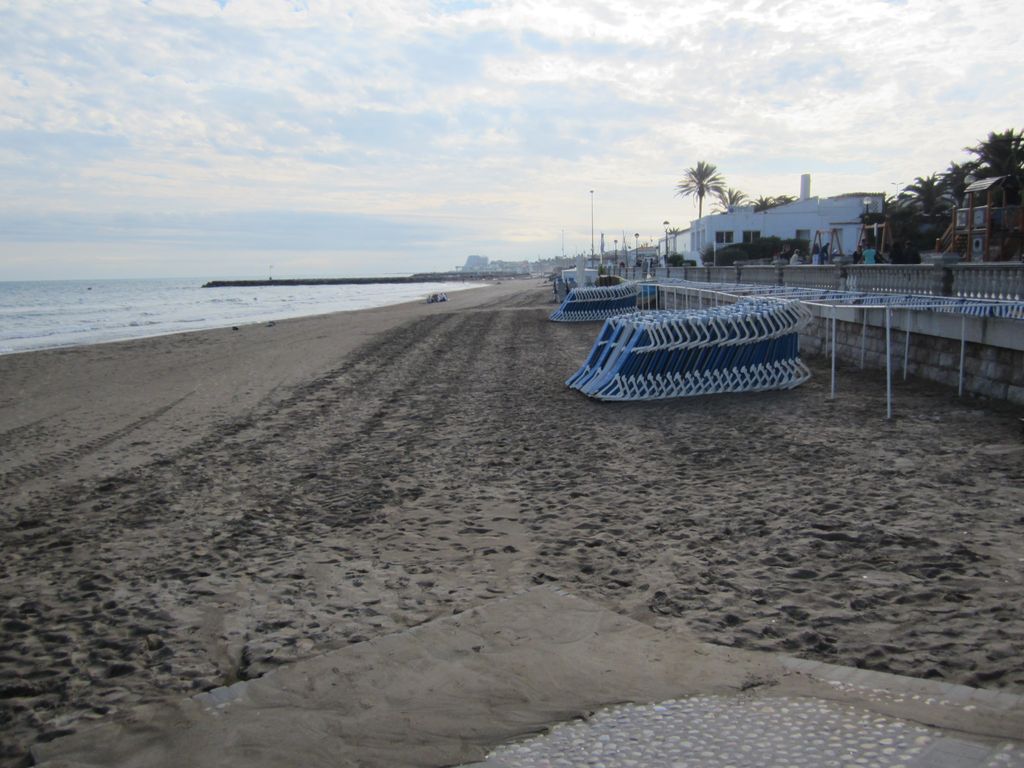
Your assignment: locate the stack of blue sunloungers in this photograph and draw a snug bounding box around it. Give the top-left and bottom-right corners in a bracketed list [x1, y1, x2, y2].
[566, 299, 812, 401]
[549, 283, 640, 322]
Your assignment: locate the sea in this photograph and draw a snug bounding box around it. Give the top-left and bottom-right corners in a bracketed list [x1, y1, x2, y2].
[0, 278, 481, 356]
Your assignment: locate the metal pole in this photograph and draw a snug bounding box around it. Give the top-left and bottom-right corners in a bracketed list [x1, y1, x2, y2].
[885, 307, 893, 420]
[903, 309, 911, 380]
[830, 308, 837, 400]
[590, 190, 595, 267]
[959, 315, 967, 397]
[860, 312, 867, 369]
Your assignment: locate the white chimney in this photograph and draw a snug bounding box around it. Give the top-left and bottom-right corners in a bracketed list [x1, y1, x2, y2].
[800, 174, 811, 201]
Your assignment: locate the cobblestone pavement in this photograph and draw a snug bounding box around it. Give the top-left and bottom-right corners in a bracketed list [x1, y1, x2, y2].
[464, 694, 1024, 768]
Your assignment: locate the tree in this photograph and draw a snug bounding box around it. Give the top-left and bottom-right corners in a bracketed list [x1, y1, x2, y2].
[941, 160, 978, 204]
[714, 187, 749, 211]
[965, 128, 1024, 187]
[902, 174, 951, 219]
[752, 194, 796, 212]
[675, 161, 725, 219]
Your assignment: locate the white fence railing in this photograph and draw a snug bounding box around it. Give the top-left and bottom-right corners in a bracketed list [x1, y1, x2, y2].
[613, 263, 1024, 301]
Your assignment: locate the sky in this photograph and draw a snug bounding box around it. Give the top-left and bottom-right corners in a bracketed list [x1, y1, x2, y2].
[2, 0, 1022, 280]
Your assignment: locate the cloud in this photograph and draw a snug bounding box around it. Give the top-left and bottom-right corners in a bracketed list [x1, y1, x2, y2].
[1, 210, 454, 251]
[1, 0, 1023, 277]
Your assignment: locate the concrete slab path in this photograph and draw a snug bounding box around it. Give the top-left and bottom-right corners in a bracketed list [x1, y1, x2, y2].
[33, 588, 1024, 768]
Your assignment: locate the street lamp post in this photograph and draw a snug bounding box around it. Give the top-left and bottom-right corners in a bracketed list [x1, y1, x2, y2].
[862, 197, 871, 249]
[663, 220, 670, 269]
[590, 190, 595, 269]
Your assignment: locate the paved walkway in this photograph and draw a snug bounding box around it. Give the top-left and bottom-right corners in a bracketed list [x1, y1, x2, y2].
[463, 694, 1023, 767]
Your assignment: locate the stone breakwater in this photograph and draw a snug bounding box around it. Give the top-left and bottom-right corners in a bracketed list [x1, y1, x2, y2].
[202, 272, 522, 287]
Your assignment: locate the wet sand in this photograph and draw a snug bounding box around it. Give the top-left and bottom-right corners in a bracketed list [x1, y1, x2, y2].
[1, 280, 1022, 765]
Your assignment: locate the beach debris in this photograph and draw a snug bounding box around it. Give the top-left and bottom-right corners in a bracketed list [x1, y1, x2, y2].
[549, 283, 640, 322]
[566, 299, 812, 400]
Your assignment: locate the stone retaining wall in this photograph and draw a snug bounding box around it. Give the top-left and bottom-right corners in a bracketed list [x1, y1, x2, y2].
[799, 314, 1024, 404]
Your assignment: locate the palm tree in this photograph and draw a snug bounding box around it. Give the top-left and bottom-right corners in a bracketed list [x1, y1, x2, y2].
[966, 128, 1024, 187]
[714, 187, 749, 211]
[675, 161, 725, 219]
[903, 174, 951, 219]
[941, 160, 978, 205]
[752, 194, 796, 212]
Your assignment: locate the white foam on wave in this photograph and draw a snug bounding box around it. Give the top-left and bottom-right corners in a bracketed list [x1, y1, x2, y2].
[0, 278, 482, 355]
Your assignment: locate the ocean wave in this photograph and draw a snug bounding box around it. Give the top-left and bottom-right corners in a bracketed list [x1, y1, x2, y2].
[0, 279, 483, 355]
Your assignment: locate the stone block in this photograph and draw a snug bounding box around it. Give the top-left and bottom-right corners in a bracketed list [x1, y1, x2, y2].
[989, 362, 1009, 381]
[1007, 385, 1024, 405]
[973, 380, 1008, 400]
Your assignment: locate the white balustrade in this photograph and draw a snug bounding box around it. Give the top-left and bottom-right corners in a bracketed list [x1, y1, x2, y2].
[740, 266, 780, 285]
[781, 266, 840, 290]
[951, 264, 1024, 300]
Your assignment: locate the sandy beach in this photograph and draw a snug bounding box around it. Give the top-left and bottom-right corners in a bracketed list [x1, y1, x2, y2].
[1, 279, 1023, 765]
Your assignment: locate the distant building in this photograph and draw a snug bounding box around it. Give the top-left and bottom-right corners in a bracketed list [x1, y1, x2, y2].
[665, 175, 883, 263]
[456, 255, 531, 274]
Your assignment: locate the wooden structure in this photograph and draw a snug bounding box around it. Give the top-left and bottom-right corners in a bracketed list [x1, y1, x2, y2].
[937, 176, 1023, 262]
[812, 227, 847, 260]
[855, 219, 894, 256]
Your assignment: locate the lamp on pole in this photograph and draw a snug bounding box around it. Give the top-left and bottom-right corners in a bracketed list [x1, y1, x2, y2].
[663, 220, 670, 268]
[589, 190, 595, 268]
[862, 197, 871, 248]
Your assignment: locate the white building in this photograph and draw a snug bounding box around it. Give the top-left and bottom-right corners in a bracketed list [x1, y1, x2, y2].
[664, 175, 883, 264]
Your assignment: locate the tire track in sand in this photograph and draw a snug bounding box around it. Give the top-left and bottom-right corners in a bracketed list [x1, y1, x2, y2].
[0, 393, 194, 494]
